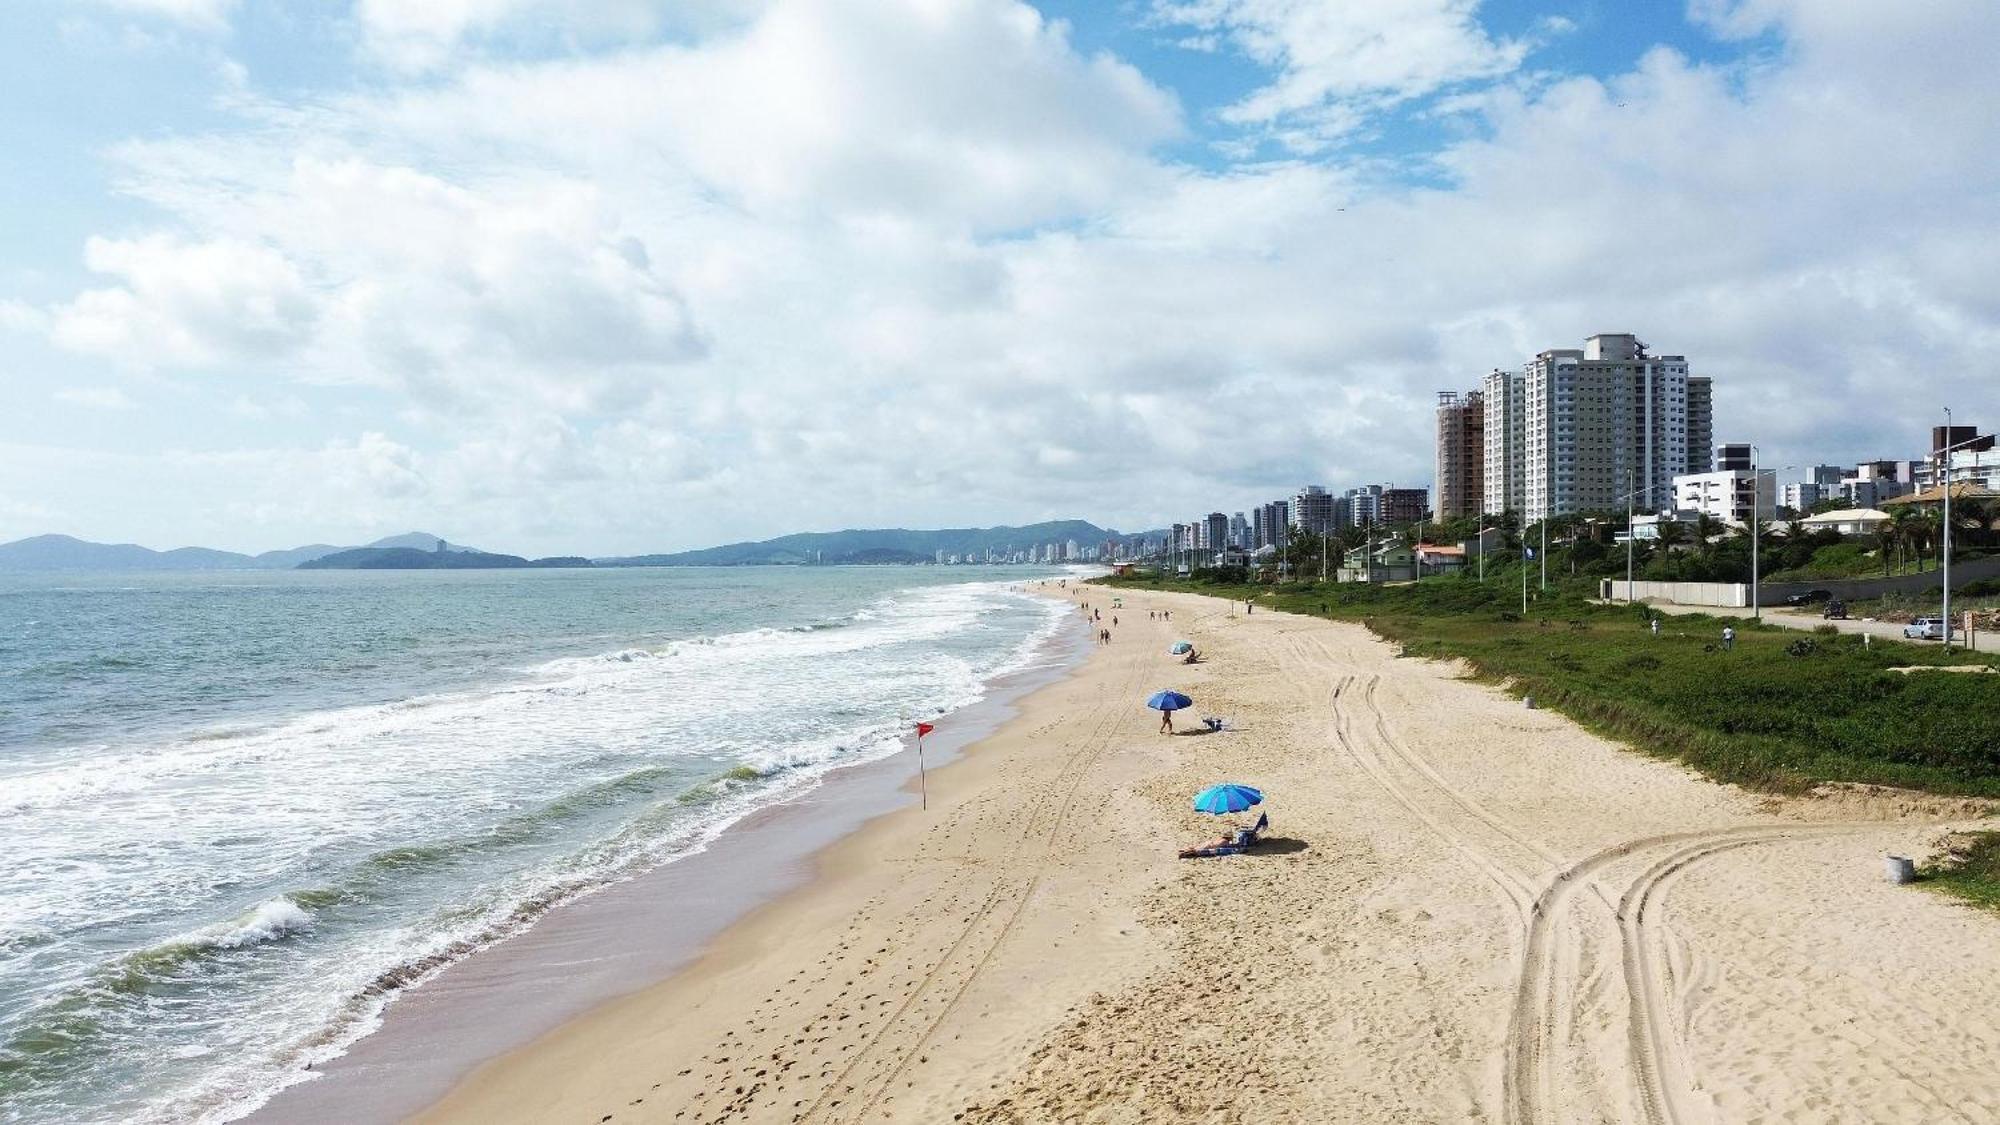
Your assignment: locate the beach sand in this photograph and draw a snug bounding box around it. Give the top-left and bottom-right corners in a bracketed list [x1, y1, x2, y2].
[414, 587, 2000, 1125]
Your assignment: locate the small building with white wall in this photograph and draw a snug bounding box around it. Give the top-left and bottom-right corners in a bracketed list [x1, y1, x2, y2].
[1796, 508, 1892, 536]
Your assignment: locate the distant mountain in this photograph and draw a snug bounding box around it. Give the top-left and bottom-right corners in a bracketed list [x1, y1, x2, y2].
[0, 532, 478, 572]
[0, 523, 1152, 573]
[299, 547, 589, 570]
[598, 520, 1139, 567]
[360, 533, 482, 553]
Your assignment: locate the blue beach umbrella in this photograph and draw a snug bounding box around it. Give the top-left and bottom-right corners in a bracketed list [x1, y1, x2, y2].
[1192, 783, 1263, 815]
[1146, 690, 1193, 712]
[1168, 641, 1193, 654]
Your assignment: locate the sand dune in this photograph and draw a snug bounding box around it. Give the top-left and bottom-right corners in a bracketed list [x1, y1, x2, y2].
[416, 588, 1999, 1125]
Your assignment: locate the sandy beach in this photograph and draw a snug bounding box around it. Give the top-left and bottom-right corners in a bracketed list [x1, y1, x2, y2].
[413, 586, 2000, 1125]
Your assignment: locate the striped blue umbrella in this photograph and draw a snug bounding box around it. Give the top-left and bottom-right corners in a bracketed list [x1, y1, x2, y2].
[1192, 783, 1263, 815]
[1146, 690, 1193, 712]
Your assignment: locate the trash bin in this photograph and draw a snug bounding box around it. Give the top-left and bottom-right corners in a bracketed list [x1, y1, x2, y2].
[1885, 855, 1916, 884]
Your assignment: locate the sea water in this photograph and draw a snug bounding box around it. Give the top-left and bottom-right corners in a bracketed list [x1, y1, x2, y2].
[0, 565, 1075, 1123]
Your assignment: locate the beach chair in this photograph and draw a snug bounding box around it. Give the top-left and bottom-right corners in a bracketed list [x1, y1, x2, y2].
[1179, 812, 1269, 859]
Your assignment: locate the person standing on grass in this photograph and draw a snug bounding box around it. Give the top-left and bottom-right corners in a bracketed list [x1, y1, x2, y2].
[1722, 624, 1736, 651]
[1650, 617, 1660, 637]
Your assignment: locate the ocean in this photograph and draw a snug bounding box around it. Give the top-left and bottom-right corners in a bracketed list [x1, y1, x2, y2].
[0, 565, 1076, 1123]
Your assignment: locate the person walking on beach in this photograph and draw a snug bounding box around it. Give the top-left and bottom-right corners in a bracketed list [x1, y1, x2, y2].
[1722, 624, 1736, 651]
[1160, 706, 1174, 734]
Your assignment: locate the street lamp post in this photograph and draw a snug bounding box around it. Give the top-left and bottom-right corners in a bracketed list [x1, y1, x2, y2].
[1933, 414, 1995, 650]
[1750, 446, 1762, 620]
[1614, 472, 1662, 605]
[1475, 523, 1497, 583]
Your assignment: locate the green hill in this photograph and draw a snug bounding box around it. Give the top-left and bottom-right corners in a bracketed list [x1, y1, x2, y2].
[597, 521, 1138, 567]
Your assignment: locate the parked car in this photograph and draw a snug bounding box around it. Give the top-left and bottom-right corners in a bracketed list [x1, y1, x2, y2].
[1822, 599, 1847, 620]
[1785, 589, 1834, 606]
[1903, 617, 1951, 641]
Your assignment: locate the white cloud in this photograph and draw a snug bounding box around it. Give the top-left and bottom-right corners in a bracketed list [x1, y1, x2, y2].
[51, 234, 314, 368]
[15, 0, 2000, 555]
[53, 386, 139, 410]
[1151, 0, 1526, 148]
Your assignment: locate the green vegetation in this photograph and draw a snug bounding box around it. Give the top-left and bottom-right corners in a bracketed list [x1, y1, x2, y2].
[1920, 832, 2000, 911]
[1096, 569, 2000, 798]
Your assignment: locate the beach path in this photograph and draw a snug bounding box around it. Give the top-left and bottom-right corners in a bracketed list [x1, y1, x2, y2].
[415, 587, 2000, 1125]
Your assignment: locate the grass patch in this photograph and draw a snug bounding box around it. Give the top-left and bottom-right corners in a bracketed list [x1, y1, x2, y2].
[1920, 831, 2000, 911]
[1095, 571, 2000, 798]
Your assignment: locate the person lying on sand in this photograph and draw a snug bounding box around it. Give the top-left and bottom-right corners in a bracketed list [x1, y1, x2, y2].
[1178, 813, 1266, 858]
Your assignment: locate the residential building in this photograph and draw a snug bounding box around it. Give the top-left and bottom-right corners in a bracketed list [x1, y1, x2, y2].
[1381, 487, 1427, 526]
[1416, 543, 1466, 575]
[1228, 512, 1249, 549]
[1252, 501, 1290, 551]
[1932, 425, 1994, 457]
[1482, 367, 1526, 515]
[1839, 460, 1912, 509]
[1510, 333, 1710, 524]
[1781, 465, 1847, 512]
[1337, 541, 1418, 583]
[1798, 508, 1893, 537]
[1202, 513, 1229, 555]
[1345, 484, 1382, 527]
[1715, 442, 1752, 472]
[1912, 448, 2000, 491]
[1435, 389, 1485, 521]
[1291, 485, 1337, 536]
[1672, 468, 1774, 526]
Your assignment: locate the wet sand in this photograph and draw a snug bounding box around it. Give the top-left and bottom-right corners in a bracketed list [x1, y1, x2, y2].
[246, 611, 1091, 1124]
[412, 587, 2000, 1125]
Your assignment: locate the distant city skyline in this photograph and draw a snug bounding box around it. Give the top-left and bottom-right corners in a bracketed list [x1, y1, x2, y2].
[6, 2, 2000, 555]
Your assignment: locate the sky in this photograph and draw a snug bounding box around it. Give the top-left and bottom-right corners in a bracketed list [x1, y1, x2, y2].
[3, 0, 1997, 556]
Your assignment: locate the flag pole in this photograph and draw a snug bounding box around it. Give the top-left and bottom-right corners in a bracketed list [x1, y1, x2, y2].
[914, 722, 933, 809]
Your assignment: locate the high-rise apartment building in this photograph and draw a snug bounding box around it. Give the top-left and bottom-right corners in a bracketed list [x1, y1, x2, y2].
[1291, 486, 1337, 536]
[1381, 488, 1428, 526]
[1228, 512, 1249, 549]
[1481, 368, 1525, 515]
[1345, 484, 1382, 527]
[1434, 390, 1485, 521]
[1202, 513, 1229, 555]
[1491, 334, 1711, 523]
[1253, 500, 1290, 550]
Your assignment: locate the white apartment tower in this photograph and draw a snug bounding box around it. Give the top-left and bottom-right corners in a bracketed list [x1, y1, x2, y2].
[1481, 367, 1526, 516]
[1491, 334, 1712, 524]
[1291, 486, 1337, 536]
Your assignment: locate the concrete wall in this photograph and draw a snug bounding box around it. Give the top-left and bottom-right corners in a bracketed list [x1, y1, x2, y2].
[1603, 553, 2000, 607]
[1759, 552, 2000, 604]
[1601, 580, 1749, 607]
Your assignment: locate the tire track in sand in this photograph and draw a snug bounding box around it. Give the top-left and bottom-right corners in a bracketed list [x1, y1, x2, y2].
[798, 616, 1153, 1125]
[1506, 822, 1902, 1125]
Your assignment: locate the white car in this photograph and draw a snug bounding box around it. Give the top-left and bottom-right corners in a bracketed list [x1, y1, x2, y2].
[1903, 617, 1950, 641]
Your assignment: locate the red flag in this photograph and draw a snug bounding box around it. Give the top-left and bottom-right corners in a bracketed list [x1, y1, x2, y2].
[916, 722, 935, 737]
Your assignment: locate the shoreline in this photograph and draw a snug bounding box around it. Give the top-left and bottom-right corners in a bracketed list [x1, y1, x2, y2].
[240, 586, 1095, 1124]
[384, 587, 1999, 1123]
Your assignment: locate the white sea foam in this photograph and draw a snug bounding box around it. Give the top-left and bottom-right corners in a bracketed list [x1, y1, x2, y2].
[2, 570, 1076, 1125]
[197, 898, 316, 951]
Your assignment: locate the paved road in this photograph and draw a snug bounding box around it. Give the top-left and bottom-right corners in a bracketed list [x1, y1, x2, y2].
[1642, 601, 1997, 654]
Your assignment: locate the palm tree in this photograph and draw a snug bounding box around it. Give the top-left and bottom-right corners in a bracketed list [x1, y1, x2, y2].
[1693, 512, 1722, 556]
[1892, 507, 1936, 572]
[1873, 523, 1899, 576]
